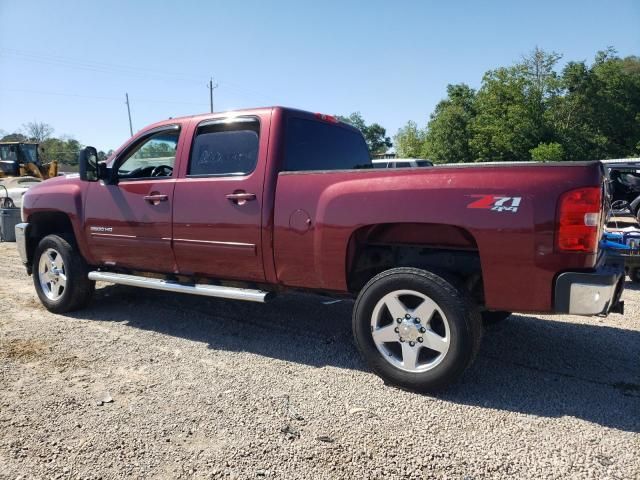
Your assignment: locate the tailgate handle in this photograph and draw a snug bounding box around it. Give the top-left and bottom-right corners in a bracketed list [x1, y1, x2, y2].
[143, 194, 168, 205]
[226, 191, 256, 205]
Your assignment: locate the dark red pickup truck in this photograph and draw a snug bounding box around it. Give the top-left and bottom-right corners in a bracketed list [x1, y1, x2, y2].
[15, 107, 625, 391]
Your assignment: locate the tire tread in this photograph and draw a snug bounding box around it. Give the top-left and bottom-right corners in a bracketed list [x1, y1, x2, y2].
[352, 267, 482, 392]
[33, 234, 94, 313]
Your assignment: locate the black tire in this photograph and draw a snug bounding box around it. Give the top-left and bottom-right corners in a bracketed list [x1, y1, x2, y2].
[33, 234, 94, 313]
[481, 310, 512, 325]
[352, 267, 482, 393]
[631, 268, 640, 284]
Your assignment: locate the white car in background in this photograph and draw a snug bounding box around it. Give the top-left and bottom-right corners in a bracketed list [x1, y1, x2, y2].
[0, 176, 43, 208]
[372, 158, 434, 168]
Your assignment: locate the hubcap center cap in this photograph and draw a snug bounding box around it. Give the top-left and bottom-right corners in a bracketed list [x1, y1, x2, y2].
[398, 321, 420, 342]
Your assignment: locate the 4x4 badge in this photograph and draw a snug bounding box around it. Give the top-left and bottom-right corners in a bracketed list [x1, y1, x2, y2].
[467, 195, 522, 213]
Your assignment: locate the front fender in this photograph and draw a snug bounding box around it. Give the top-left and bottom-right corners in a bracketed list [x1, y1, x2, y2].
[22, 177, 94, 265]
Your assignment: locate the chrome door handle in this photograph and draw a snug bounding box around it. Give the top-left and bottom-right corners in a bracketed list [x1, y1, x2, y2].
[144, 194, 168, 205]
[226, 192, 256, 205]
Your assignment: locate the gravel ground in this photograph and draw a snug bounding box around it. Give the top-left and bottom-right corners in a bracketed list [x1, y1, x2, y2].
[0, 241, 638, 479]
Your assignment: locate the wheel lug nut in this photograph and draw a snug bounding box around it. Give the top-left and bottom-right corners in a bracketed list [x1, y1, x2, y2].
[396, 318, 402, 324]
[405, 314, 411, 319]
[417, 337, 423, 343]
[394, 327, 399, 333]
[414, 318, 421, 324]
[399, 338, 405, 342]
[419, 327, 426, 333]
[409, 341, 415, 347]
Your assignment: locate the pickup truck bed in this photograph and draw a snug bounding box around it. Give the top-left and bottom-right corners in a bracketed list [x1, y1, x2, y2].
[275, 162, 606, 312]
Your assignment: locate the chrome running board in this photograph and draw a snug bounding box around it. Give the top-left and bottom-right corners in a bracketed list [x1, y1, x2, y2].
[88, 271, 273, 303]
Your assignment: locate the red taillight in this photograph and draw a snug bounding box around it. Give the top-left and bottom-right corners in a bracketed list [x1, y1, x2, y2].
[556, 186, 602, 253]
[314, 113, 339, 123]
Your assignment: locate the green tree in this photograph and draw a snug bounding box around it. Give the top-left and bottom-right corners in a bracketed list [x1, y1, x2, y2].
[338, 112, 392, 156]
[530, 142, 564, 161]
[422, 84, 476, 163]
[97, 150, 114, 161]
[40, 137, 82, 165]
[138, 141, 174, 158]
[394, 120, 426, 157]
[521, 48, 563, 124]
[1, 133, 28, 142]
[469, 48, 562, 162]
[553, 49, 640, 160]
[1, 124, 82, 165]
[422, 47, 639, 163]
[470, 68, 535, 162]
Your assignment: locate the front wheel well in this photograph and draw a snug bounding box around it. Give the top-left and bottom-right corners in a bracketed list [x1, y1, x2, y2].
[25, 212, 77, 271]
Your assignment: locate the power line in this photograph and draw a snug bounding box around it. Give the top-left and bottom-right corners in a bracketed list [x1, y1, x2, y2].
[1, 48, 283, 104]
[1, 87, 208, 107]
[2, 87, 120, 102]
[0, 48, 204, 85]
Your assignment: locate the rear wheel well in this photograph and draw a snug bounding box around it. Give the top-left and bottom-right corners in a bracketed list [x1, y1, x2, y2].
[346, 223, 485, 306]
[25, 212, 76, 271]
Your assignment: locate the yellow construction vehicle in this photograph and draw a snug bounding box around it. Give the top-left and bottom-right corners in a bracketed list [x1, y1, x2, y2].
[0, 142, 58, 180]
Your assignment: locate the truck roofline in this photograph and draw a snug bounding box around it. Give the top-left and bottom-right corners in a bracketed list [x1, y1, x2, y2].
[136, 106, 360, 136]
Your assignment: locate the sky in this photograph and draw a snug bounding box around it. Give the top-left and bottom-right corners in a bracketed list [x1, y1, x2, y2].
[1, 0, 639, 151]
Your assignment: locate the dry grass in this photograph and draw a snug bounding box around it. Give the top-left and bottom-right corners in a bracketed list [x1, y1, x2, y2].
[0, 339, 48, 361]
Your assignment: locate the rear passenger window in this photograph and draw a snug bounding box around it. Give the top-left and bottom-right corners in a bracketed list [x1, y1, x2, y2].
[188, 118, 259, 176]
[284, 117, 371, 171]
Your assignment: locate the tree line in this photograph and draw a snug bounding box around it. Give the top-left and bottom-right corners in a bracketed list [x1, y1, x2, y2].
[392, 47, 640, 163]
[0, 123, 111, 165]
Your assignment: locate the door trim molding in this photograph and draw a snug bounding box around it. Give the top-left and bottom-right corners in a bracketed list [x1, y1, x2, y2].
[173, 238, 256, 253]
[90, 232, 137, 239]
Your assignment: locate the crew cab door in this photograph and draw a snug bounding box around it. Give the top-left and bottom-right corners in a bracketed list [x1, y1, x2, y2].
[84, 125, 184, 273]
[172, 115, 268, 282]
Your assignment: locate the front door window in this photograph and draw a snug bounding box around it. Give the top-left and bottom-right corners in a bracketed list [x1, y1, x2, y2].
[117, 131, 179, 180]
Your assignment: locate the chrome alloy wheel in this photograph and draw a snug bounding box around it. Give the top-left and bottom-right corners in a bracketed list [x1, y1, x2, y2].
[38, 248, 67, 301]
[370, 289, 451, 373]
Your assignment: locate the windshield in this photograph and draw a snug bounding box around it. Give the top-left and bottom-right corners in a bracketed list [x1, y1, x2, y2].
[0, 144, 18, 162]
[18, 144, 39, 164]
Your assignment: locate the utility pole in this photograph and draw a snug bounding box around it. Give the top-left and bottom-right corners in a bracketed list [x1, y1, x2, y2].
[125, 93, 133, 136]
[208, 78, 218, 113]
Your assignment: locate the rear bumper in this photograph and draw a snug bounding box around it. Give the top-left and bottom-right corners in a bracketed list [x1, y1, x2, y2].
[554, 255, 625, 316]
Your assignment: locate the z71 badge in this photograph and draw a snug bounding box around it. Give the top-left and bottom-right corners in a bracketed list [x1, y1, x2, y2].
[467, 195, 522, 213]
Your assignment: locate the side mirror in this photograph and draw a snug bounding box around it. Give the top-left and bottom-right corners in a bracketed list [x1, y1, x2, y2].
[79, 146, 99, 181]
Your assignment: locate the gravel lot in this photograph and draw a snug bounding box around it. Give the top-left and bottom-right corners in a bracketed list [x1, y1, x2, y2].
[0, 241, 638, 479]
